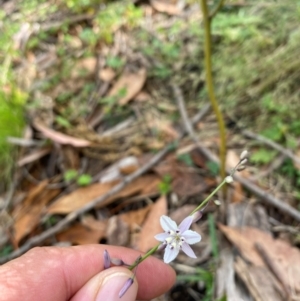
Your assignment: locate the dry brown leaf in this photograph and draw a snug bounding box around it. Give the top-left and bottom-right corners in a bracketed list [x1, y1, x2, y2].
[218, 224, 267, 266]
[106, 216, 130, 246]
[146, 119, 179, 140]
[150, 0, 183, 15]
[98, 67, 116, 82]
[190, 149, 207, 168]
[235, 257, 284, 301]
[120, 205, 152, 231]
[33, 120, 91, 147]
[56, 223, 105, 245]
[154, 157, 207, 197]
[137, 195, 167, 252]
[172, 172, 206, 197]
[170, 205, 196, 225]
[13, 182, 61, 244]
[61, 145, 80, 170]
[47, 181, 116, 214]
[47, 174, 160, 214]
[70, 57, 97, 78]
[108, 68, 147, 105]
[219, 224, 300, 293]
[81, 215, 107, 232]
[135, 91, 151, 102]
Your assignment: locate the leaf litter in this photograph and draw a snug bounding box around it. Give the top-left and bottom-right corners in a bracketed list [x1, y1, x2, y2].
[1, 0, 300, 300]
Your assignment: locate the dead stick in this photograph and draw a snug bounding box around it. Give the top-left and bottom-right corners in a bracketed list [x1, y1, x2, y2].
[0, 106, 210, 264]
[173, 84, 300, 222]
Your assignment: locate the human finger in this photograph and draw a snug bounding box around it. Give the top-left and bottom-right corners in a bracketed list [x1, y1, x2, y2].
[0, 244, 176, 301]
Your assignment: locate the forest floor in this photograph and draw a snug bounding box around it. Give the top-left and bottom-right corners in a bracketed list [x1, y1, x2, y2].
[1, 0, 300, 300]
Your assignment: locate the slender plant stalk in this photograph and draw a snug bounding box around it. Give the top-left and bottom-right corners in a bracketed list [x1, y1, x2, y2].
[200, 0, 227, 198]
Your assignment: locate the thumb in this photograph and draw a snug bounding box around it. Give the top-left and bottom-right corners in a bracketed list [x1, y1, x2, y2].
[70, 267, 138, 301]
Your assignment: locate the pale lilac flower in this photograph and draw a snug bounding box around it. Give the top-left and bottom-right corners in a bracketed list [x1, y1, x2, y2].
[154, 215, 201, 263]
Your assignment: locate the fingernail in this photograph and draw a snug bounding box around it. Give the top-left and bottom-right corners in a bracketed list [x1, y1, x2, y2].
[96, 272, 137, 301]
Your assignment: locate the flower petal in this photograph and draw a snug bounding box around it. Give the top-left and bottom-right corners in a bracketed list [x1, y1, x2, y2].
[182, 230, 201, 244]
[164, 245, 180, 263]
[160, 215, 178, 232]
[181, 242, 197, 258]
[178, 216, 193, 233]
[154, 233, 170, 242]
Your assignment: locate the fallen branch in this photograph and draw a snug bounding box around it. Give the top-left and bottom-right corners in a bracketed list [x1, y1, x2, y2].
[173, 84, 300, 223]
[0, 105, 210, 264]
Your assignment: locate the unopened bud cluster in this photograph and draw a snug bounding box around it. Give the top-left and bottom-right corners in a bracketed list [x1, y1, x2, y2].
[236, 150, 248, 173]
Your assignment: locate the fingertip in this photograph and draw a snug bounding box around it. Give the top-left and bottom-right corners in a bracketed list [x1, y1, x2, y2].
[71, 267, 138, 301]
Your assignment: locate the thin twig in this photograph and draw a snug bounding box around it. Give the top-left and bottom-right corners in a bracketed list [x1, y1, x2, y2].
[0, 108, 210, 264]
[172, 83, 300, 223]
[242, 129, 300, 166]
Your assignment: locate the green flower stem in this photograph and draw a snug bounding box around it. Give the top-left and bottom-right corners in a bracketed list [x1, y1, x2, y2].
[191, 177, 227, 215]
[128, 176, 230, 270]
[129, 244, 160, 270]
[200, 0, 227, 198]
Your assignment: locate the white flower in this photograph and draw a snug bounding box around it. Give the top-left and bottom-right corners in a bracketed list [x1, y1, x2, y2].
[154, 215, 201, 263]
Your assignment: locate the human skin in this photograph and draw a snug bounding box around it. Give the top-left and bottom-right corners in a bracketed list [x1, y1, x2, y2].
[0, 244, 176, 301]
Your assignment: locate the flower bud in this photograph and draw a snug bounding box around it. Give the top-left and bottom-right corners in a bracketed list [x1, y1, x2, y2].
[214, 199, 221, 206]
[110, 257, 126, 266]
[192, 210, 203, 223]
[240, 150, 248, 160]
[225, 176, 234, 183]
[237, 165, 246, 171]
[240, 158, 248, 165]
[103, 250, 110, 269]
[119, 277, 134, 298]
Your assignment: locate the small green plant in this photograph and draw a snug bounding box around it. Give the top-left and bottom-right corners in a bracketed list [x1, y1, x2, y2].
[79, 28, 98, 47]
[177, 153, 194, 167]
[158, 174, 172, 195]
[0, 90, 26, 187]
[177, 267, 214, 301]
[208, 213, 218, 259]
[0, 245, 13, 258]
[63, 170, 92, 186]
[250, 148, 277, 165]
[95, 3, 143, 43]
[63, 169, 78, 182]
[77, 174, 93, 186]
[206, 161, 220, 176]
[106, 56, 125, 70]
[280, 159, 300, 188]
[55, 116, 71, 128]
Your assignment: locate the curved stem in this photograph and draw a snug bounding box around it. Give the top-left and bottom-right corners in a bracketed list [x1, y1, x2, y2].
[200, 0, 227, 198]
[128, 244, 160, 270]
